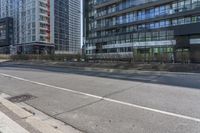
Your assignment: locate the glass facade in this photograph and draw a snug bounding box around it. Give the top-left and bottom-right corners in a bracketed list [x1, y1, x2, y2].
[54, 0, 81, 53]
[0, 17, 13, 54]
[0, 0, 51, 45]
[84, 0, 200, 62]
[0, 0, 81, 54]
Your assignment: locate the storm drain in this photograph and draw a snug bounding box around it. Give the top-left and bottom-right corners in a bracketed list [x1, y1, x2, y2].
[7, 94, 37, 103]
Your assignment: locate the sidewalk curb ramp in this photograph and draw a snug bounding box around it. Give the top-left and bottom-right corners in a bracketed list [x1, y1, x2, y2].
[0, 96, 63, 133]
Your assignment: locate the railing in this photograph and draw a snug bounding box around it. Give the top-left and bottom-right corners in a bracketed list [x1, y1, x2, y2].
[94, 0, 112, 5]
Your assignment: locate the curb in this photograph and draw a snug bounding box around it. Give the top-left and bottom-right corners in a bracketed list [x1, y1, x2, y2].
[0, 95, 63, 133]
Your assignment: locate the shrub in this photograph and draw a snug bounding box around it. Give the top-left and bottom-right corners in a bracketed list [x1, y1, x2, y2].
[10, 54, 82, 62]
[0, 54, 10, 60]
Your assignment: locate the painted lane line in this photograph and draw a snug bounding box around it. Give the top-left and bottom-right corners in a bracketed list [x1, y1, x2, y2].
[1, 73, 200, 123]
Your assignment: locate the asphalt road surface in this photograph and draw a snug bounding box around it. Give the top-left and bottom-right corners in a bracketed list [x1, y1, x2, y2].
[0, 62, 200, 133]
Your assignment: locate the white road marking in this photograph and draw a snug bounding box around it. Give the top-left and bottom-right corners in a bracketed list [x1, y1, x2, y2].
[0, 111, 30, 133]
[0, 73, 200, 123]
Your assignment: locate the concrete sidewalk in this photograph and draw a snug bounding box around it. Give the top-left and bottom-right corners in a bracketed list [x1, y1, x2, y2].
[0, 60, 9, 63]
[0, 110, 30, 133]
[0, 99, 40, 133]
[0, 94, 81, 133]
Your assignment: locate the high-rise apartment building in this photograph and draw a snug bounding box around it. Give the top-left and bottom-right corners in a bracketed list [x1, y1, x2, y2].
[52, 0, 81, 54]
[84, 0, 200, 63]
[0, 0, 53, 54]
[0, 0, 81, 54]
[68, 0, 81, 53]
[0, 17, 13, 54]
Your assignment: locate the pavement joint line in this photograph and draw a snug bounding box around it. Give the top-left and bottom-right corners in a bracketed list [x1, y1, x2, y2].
[17, 103, 86, 133]
[53, 99, 104, 117]
[1, 72, 200, 123]
[102, 84, 142, 98]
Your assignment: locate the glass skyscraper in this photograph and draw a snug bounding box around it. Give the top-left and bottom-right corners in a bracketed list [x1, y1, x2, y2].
[52, 0, 81, 54]
[84, 0, 200, 63]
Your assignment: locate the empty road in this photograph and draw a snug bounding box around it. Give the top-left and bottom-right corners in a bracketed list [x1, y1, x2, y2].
[0, 62, 200, 133]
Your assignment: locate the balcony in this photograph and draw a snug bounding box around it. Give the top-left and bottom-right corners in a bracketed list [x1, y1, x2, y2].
[92, 8, 200, 33]
[95, 0, 174, 20]
[94, 0, 120, 9]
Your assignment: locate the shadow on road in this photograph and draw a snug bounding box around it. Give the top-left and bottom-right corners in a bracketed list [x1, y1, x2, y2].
[0, 62, 200, 90]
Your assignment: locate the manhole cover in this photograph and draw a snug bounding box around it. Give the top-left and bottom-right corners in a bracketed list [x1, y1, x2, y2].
[8, 94, 37, 103]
